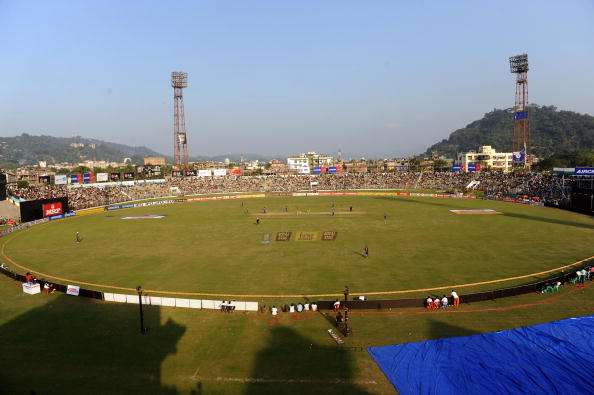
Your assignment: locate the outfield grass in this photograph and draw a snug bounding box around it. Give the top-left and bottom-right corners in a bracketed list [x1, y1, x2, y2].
[2, 196, 594, 299]
[1, 271, 594, 394]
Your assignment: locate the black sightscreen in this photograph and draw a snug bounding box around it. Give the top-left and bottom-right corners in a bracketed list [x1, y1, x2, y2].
[0, 173, 6, 201]
[19, 197, 69, 223]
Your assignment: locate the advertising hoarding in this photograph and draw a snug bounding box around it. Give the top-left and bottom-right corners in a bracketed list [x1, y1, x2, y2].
[83, 172, 94, 184]
[575, 168, 594, 176]
[42, 202, 63, 217]
[228, 167, 243, 176]
[54, 174, 67, 185]
[70, 174, 82, 184]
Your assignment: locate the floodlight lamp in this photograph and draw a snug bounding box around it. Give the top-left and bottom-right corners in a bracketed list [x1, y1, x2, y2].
[509, 54, 529, 74]
[171, 71, 188, 88]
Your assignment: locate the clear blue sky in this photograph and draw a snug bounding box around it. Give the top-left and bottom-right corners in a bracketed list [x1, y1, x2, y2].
[1, 0, 593, 158]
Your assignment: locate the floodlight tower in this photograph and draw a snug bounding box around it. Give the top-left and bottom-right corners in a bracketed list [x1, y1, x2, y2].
[509, 54, 530, 155]
[171, 71, 189, 169]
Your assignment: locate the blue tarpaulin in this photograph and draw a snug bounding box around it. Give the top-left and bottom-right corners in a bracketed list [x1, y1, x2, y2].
[368, 315, 594, 395]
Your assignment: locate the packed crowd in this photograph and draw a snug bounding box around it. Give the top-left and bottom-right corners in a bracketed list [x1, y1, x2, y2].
[6, 171, 563, 211]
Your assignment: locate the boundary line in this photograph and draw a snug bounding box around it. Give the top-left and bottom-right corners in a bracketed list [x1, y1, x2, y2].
[1, 229, 591, 298]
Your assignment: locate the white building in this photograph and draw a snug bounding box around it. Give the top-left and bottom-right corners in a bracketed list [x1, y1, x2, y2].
[287, 152, 334, 174]
[457, 146, 514, 173]
[287, 156, 310, 174]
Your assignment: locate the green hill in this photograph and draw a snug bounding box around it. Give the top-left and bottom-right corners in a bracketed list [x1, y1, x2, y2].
[0, 134, 163, 166]
[425, 105, 594, 163]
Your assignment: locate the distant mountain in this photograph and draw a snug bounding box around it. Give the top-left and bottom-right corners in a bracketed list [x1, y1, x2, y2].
[425, 105, 594, 159]
[0, 134, 162, 166]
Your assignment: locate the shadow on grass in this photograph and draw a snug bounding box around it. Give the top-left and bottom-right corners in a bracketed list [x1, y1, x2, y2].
[427, 318, 480, 340]
[501, 212, 594, 230]
[377, 196, 594, 230]
[0, 295, 186, 393]
[244, 326, 371, 395]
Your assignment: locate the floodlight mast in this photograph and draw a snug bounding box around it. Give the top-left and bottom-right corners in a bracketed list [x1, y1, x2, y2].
[509, 54, 530, 158]
[171, 71, 189, 170]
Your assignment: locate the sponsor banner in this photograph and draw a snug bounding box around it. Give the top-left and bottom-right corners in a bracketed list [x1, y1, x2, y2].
[123, 172, 135, 180]
[512, 149, 526, 165]
[552, 167, 575, 174]
[96, 173, 109, 182]
[355, 191, 397, 197]
[295, 231, 319, 241]
[276, 231, 292, 241]
[274, 230, 336, 242]
[228, 167, 243, 176]
[134, 200, 174, 208]
[172, 170, 183, 177]
[1, 218, 49, 237]
[328, 166, 337, 174]
[83, 172, 94, 183]
[54, 174, 68, 185]
[38, 175, 51, 184]
[514, 111, 528, 120]
[575, 167, 594, 176]
[318, 191, 358, 196]
[452, 165, 462, 172]
[110, 172, 121, 181]
[70, 174, 82, 184]
[213, 168, 227, 177]
[64, 211, 76, 217]
[185, 170, 197, 176]
[66, 285, 80, 296]
[185, 194, 265, 203]
[141, 179, 166, 184]
[77, 207, 105, 216]
[321, 231, 337, 241]
[198, 169, 212, 177]
[48, 214, 65, 220]
[450, 209, 500, 215]
[42, 202, 63, 217]
[312, 167, 321, 174]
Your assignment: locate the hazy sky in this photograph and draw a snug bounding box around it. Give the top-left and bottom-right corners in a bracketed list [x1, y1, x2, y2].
[1, 1, 593, 158]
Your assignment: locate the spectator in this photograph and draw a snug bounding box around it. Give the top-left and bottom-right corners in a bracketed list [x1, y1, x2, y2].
[333, 300, 341, 311]
[451, 290, 460, 308]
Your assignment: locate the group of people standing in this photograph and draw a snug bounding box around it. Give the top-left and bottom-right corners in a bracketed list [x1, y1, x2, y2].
[426, 290, 460, 310]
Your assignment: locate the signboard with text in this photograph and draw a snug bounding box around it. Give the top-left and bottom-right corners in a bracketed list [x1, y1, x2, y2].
[42, 202, 63, 218]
